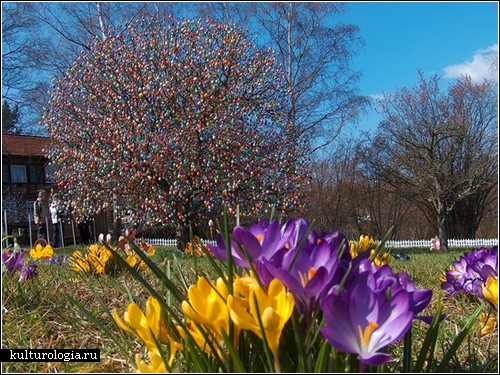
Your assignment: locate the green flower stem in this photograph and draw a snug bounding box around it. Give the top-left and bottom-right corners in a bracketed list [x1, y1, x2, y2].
[403, 326, 412, 372]
[274, 354, 282, 373]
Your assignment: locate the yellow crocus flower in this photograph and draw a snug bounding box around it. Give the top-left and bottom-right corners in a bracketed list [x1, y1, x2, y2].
[370, 249, 391, 267]
[349, 241, 358, 258]
[482, 276, 498, 310]
[30, 243, 54, 259]
[126, 254, 147, 270]
[181, 277, 231, 337]
[72, 244, 115, 275]
[185, 240, 204, 257]
[71, 251, 90, 272]
[113, 296, 169, 350]
[349, 235, 389, 266]
[349, 235, 379, 259]
[359, 234, 373, 251]
[89, 244, 113, 274]
[178, 319, 219, 356]
[135, 348, 168, 373]
[126, 255, 140, 269]
[478, 312, 497, 336]
[114, 297, 179, 371]
[228, 278, 294, 372]
[233, 272, 260, 301]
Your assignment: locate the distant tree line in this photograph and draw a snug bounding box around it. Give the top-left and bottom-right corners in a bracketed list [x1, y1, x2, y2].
[307, 73, 498, 247]
[2, 100, 20, 134]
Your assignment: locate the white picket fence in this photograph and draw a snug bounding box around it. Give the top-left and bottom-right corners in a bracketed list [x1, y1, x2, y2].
[385, 238, 498, 249]
[136, 238, 217, 247]
[138, 238, 497, 249]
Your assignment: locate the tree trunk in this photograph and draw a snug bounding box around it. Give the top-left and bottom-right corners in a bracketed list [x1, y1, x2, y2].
[437, 210, 449, 252]
[176, 223, 201, 252]
[112, 217, 122, 243]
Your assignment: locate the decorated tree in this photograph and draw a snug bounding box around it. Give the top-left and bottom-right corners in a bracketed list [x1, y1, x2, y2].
[43, 18, 310, 243]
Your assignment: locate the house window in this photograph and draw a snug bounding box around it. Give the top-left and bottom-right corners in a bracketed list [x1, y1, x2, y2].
[2, 164, 9, 183]
[10, 165, 27, 183]
[45, 163, 57, 183]
[29, 165, 42, 184]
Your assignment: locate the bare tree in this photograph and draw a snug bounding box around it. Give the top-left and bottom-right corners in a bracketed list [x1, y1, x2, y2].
[356, 176, 414, 240]
[2, 2, 174, 133]
[307, 156, 353, 236]
[365, 72, 498, 251]
[307, 138, 417, 240]
[305, 138, 369, 238]
[19, 2, 157, 72]
[1, 2, 41, 132]
[444, 76, 499, 238]
[192, 2, 253, 26]
[2, 3, 36, 98]
[248, 2, 370, 155]
[2, 100, 21, 134]
[447, 185, 498, 238]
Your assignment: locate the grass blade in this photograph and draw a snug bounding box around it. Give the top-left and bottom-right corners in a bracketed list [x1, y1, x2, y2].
[413, 302, 443, 372]
[121, 239, 185, 302]
[435, 306, 482, 372]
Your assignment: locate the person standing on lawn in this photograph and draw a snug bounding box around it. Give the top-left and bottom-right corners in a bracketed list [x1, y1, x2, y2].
[33, 189, 52, 241]
[50, 193, 65, 248]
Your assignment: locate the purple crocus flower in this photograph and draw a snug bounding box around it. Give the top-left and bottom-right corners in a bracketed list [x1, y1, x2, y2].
[209, 220, 276, 264]
[266, 228, 350, 314]
[320, 254, 432, 366]
[467, 246, 498, 280]
[441, 257, 471, 296]
[394, 270, 436, 323]
[321, 278, 414, 366]
[336, 253, 432, 314]
[355, 257, 432, 316]
[208, 218, 303, 286]
[2, 250, 26, 275]
[48, 255, 68, 266]
[441, 246, 498, 299]
[209, 217, 351, 314]
[18, 264, 38, 282]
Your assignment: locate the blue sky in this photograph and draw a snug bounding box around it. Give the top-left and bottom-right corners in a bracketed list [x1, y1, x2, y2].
[3, 1, 497, 137]
[341, 1, 499, 134]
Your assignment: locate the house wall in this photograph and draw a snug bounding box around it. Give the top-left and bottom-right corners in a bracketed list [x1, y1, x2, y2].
[2, 134, 108, 246]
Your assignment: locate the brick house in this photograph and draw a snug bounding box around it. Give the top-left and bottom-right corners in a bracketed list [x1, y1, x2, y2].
[2, 133, 110, 246]
[2, 133, 55, 218]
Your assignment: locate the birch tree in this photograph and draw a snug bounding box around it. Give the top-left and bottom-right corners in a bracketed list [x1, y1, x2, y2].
[249, 2, 370, 155]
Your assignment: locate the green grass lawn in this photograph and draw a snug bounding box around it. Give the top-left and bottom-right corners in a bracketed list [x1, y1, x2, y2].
[1, 244, 497, 373]
[388, 247, 467, 289]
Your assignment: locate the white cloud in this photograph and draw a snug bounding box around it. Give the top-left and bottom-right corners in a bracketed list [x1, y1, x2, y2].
[368, 93, 384, 100]
[368, 93, 385, 102]
[443, 44, 498, 82]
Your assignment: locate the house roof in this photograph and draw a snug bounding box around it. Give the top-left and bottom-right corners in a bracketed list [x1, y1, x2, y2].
[2, 133, 51, 158]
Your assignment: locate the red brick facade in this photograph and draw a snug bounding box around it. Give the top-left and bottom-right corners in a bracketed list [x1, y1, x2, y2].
[2, 133, 110, 246]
